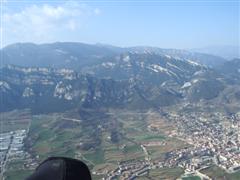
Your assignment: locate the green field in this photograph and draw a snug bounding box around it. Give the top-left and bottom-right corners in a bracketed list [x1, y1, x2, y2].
[201, 165, 240, 180]
[0, 109, 31, 133]
[83, 149, 105, 165]
[138, 167, 184, 180]
[27, 114, 81, 161]
[182, 176, 201, 180]
[5, 170, 33, 180]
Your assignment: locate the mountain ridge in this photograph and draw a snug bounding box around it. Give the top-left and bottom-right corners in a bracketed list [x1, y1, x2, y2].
[0, 43, 238, 114]
[1, 42, 227, 69]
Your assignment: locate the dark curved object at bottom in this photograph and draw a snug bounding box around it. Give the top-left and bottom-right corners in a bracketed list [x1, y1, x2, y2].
[26, 157, 92, 180]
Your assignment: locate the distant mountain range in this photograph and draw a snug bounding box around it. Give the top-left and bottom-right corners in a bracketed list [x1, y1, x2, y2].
[0, 42, 227, 69]
[192, 45, 240, 60]
[0, 42, 239, 113]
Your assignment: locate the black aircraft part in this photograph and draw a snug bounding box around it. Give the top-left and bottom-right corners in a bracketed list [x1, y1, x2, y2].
[26, 157, 91, 180]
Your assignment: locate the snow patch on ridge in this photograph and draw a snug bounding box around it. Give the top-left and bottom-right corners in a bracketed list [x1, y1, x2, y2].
[55, 49, 68, 54]
[192, 79, 199, 83]
[181, 82, 192, 89]
[165, 55, 171, 59]
[187, 59, 201, 66]
[149, 64, 168, 73]
[123, 55, 130, 62]
[167, 62, 183, 72]
[102, 62, 115, 68]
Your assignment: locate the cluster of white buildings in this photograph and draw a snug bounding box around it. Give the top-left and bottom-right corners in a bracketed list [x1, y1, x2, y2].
[0, 130, 27, 176]
[166, 110, 240, 174]
[104, 161, 150, 180]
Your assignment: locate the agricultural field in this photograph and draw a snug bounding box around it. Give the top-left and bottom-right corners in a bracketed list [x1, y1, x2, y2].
[2, 108, 192, 179]
[182, 176, 201, 180]
[26, 113, 82, 161]
[200, 165, 240, 180]
[0, 109, 31, 133]
[5, 170, 33, 180]
[137, 167, 184, 180]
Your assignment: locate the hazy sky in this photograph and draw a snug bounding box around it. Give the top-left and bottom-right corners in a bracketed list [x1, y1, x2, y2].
[1, 0, 239, 49]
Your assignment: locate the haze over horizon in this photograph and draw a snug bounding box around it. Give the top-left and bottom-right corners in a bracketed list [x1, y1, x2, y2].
[1, 0, 239, 49]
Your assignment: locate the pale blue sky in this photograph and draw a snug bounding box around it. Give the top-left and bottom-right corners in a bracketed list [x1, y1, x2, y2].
[1, 0, 239, 49]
